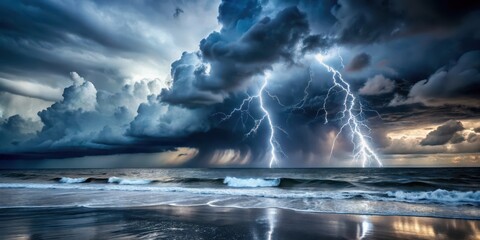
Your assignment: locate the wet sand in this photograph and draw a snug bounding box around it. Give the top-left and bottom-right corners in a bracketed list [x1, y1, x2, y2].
[0, 205, 478, 239]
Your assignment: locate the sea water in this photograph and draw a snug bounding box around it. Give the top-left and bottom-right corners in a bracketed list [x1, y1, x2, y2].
[0, 168, 478, 219]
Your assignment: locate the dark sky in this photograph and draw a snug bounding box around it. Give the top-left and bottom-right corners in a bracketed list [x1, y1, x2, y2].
[0, 0, 479, 168]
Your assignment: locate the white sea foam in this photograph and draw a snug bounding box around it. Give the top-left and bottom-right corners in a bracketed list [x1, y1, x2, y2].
[58, 177, 87, 184]
[223, 177, 280, 187]
[0, 183, 355, 199]
[107, 177, 152, 185]
[0, 185, 478, 219]
[385, 189, 480, 204]
[0, 183, 478, 206]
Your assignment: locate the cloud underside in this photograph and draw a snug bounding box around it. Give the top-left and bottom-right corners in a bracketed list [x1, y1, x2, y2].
[0, 0, 480, 167]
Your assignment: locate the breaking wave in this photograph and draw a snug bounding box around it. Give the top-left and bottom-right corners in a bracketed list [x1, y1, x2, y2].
[223, 177, 280, 187]
[107, 177, 153, 185]
[0, 183, 478, 206]
[58, 177, 87, 184]
[384, 189, 480, 204]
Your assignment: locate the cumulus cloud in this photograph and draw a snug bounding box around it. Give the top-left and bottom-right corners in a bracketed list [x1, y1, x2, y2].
[59, 72, 97, 112]
[382, 136, 446, 155]
[380, 120, 480, 155]
[0, 72, 170, 158]
[0, 115, 42, 149]
[128, 98, 211, 138]
[0, 0, 219, 115]
[389, 51, 480, 106]
[1, 0, 480, 167]
[162, 2, 312, 106]
[467, 133, 478, 143]
[346, 53, 371, 72]
[420, 120, 464, 146]
[449, 133, 465, 144]
[359, 74, 395, 95]
[160, 52, 226, 106]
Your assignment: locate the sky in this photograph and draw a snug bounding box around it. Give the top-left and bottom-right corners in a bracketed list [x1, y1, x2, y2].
[0, 0, 479, 168]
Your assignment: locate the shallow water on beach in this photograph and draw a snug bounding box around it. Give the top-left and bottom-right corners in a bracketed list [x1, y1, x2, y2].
[0, 206, 479, 240]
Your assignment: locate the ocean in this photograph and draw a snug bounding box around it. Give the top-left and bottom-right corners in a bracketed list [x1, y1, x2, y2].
[0, 168, 478, 219]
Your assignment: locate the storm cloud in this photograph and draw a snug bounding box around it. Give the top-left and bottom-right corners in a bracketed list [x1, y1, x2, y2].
[162, 3, 312, 106]
[359, 74, 395, 96]
[0, 0, 479, 167]
[390, 51, 480, 107]
[420, 120, 464, 146]
[346, 53, 371, 72]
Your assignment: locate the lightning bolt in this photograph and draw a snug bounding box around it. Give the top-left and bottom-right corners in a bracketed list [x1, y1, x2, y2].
[315, 53, 383, 167]
[215, 73, 286, 168]
[215, 51, 382, 168]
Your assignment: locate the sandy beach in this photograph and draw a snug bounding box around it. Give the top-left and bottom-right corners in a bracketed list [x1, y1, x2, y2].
[0, 205, 478, 239]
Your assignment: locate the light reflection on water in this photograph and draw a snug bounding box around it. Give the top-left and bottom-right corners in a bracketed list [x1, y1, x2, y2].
[357, 217, 372, 239]
[393, 218, 436, 238]
[266, 208, 277, 240]
[0, 206, 478, 240]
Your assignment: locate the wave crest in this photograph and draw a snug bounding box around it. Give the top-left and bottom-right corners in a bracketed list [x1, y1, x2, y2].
[58, 177, 87, 184]
[223, 177, 280, 187]
[386, 189, 480, 204]
[107, 177, 152, 185]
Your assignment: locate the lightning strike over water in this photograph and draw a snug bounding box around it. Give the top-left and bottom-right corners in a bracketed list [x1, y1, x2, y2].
[217, 56, 382, 168]
[259, 76, 280, 168]
[315, 53, 383, 167]
[216, 73, 284, 168]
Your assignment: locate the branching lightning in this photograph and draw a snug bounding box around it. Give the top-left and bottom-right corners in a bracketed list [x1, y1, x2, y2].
[216, 51, 382, 168]
[215, 73, 286, 168]
[315, 53, 383, 167]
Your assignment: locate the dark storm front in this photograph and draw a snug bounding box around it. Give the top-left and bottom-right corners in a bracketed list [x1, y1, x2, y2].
[0, 168, 479, 219]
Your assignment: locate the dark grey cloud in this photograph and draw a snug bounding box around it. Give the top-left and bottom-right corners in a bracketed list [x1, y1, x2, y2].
[390, 51, 480, 106]
[450, 133, 465, 144]
[358, 74, 395, 96]
[330, 0, 480, 44]
[0, 72, 169, 159]
[0, 78, 62, 102]
[0, 92, 53, 120]
[346, 53, 370, 72]
[174, 7, 184, 18]
[1, 0, 480, 167]
[128, 99, 211, 138]
[160, 52, 227, 107]
[0, 0, 219, 94]
[420, 120, 464, 146]
[301, 34, 332, 54]
[162, 3, 312, 106]
[378, 118, 480, 155]
[217, 0, 262, 30]
[467, 133, 478, 143]
[0, 115, 41, 149]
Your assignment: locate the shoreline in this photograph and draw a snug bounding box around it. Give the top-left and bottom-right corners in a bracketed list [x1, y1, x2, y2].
[2, 203, 479, 221]
[1, 204, 478, 239]
[0, 203, 480, 221]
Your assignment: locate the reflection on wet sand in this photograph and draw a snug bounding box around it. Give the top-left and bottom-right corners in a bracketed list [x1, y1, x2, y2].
[393, 217, 436, 238]
[357, 217, 372, 239]
[391, 216, 480, 240]
[266, 208, 277, 240]
[0, 206, 478, 239]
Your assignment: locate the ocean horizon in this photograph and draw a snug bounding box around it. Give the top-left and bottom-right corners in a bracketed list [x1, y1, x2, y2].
[1, 167, 479, 239]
